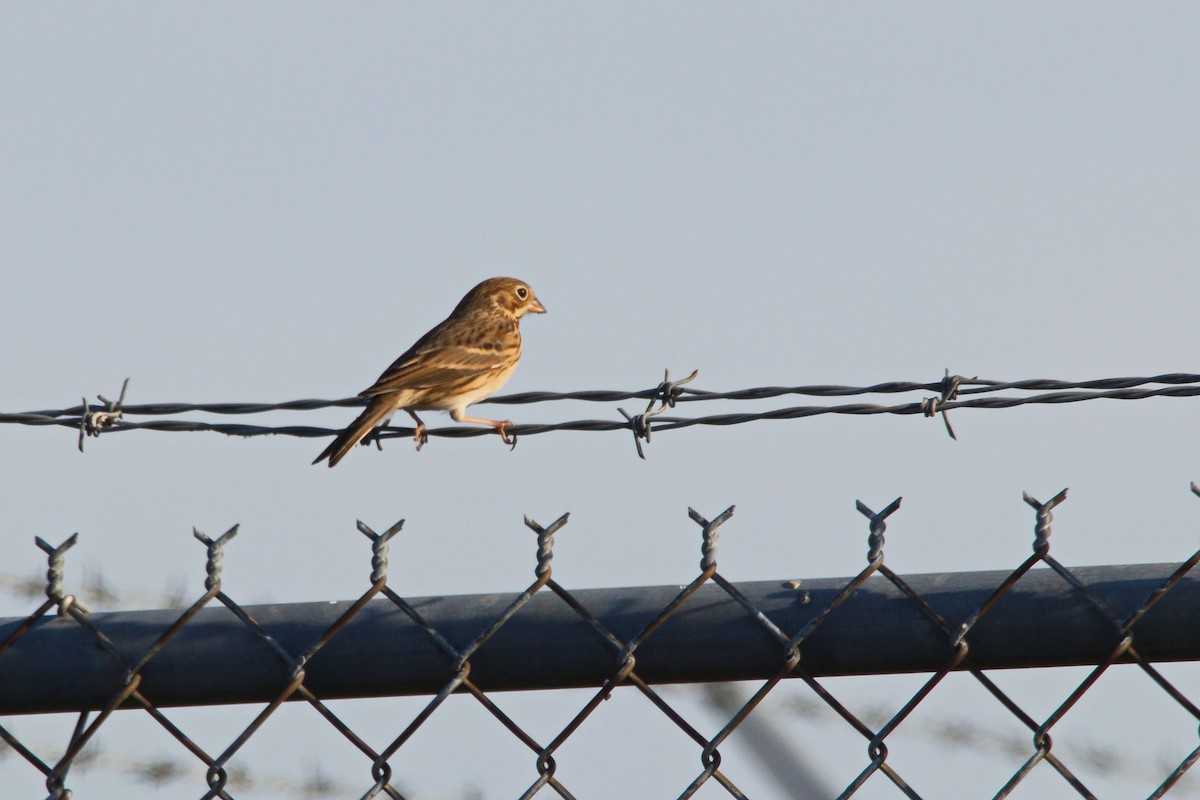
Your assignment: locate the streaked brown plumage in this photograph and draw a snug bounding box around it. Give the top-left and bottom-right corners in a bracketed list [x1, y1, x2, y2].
[313, 277, 546, 467]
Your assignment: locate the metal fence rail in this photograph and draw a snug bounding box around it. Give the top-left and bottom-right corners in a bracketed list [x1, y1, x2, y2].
[2, 485, 1200, 799]
[4, 563, 1200, 715]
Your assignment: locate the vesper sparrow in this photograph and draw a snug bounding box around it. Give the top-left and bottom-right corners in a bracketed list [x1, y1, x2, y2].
[313, 277, 546, 467]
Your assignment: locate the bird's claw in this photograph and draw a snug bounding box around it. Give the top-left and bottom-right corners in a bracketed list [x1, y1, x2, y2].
[365, 426, 385, 451]
[496, 421, 518, 451]
[413, 425, 428, 452]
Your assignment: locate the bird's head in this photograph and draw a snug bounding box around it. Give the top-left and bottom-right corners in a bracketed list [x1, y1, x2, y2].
[463, 277, 547, 319]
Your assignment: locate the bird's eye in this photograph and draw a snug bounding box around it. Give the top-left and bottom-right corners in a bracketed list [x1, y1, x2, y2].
[515, 286, 529, 300]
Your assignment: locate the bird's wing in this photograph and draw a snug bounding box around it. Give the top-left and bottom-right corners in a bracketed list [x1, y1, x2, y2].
[361, 343, 514, 395]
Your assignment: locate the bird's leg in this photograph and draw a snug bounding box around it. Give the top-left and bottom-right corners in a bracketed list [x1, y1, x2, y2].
[366, 415, 394, 451]
[450, 409, 518, 449]
[406, 409, 429, 451]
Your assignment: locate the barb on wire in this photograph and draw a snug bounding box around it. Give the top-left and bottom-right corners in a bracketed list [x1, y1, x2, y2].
[78, 378, 130, 452]
[617, 368, 698, 458]
[920, 369, 969, 440]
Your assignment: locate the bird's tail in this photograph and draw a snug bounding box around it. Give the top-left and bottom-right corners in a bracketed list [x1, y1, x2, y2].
[312, 394, 398, 467]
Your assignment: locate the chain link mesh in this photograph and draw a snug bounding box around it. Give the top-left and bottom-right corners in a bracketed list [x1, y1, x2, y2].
[3, 485, 1200, 798]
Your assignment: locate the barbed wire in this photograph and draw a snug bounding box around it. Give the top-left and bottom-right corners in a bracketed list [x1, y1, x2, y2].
[3, 370, 1199, 458]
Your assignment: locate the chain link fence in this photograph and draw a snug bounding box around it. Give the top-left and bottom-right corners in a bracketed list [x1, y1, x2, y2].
[3, 486, 1200, 799]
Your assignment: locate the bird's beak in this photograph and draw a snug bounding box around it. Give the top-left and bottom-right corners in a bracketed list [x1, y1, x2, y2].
[530, 298, 547, 314]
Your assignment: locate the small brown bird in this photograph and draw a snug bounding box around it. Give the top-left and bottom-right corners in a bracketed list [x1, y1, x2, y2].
[313, 277, 546, 467]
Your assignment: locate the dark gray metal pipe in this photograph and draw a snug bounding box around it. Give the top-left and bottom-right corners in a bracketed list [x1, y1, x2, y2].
[0, 562, 1193, 715]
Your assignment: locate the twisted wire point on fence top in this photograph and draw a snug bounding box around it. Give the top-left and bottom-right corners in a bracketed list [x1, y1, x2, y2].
[688, 505, 735, 571]
[1023, 488, 1069, 555]
[855, 497, 902, 563]
[193, 525, 239, 592]
[357, 519, 405, 584]
[525, 512, 570, 578]
[33, 533, 89, 615]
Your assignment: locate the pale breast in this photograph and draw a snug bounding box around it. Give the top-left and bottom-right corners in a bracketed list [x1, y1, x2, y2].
[406, 358, 521, 412]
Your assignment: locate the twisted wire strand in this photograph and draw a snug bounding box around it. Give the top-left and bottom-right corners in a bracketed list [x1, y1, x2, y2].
[12, 372, 1200, 420]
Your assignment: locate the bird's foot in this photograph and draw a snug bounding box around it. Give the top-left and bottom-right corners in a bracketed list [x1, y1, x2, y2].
[366, 426, 386, 452]
[495, 420, 517, 451]
[413, 423, 428, 452]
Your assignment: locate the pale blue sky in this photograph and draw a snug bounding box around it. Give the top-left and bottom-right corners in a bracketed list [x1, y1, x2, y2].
[2, 4, 1199, 798]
